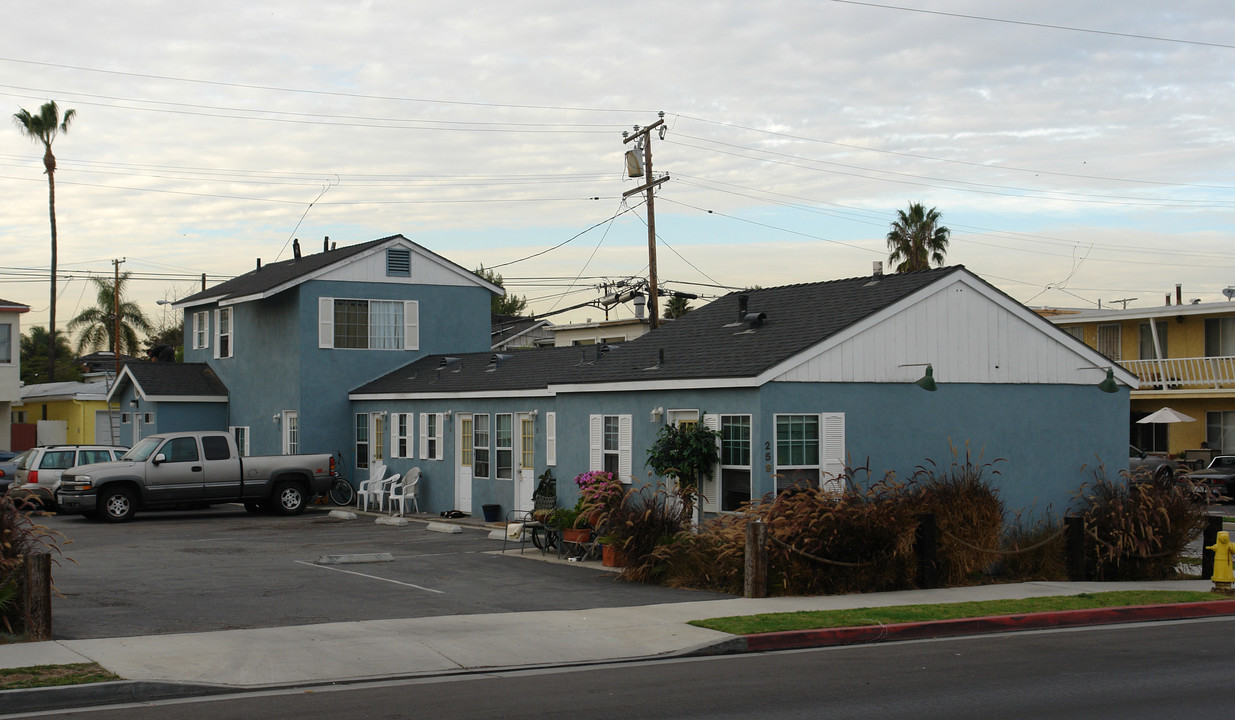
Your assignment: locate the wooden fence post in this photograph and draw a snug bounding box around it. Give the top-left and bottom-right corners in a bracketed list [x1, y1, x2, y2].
[1202, 515, 1224, 581]
[744, 519, 767, 598]
[915, 513, 940, 589]
[1065, 516, 1087, 581]
[23, 552, 52, 641]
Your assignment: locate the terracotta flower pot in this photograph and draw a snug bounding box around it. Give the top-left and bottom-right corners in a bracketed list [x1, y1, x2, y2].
[562, 528, 590, 544]
[602, 543, 629, 567]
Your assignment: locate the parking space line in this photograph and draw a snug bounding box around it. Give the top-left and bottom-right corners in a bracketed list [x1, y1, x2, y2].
[293, 560, 445, 594]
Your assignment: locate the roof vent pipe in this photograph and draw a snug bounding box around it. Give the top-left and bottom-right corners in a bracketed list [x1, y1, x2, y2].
[738, 294, 749, 321]
[323, 236, 330, 253]
[1176, 284, 1182, 306]
[873, 261, 883, 277]
[293, 238, 302, 260]
[256, 258, 262, 271]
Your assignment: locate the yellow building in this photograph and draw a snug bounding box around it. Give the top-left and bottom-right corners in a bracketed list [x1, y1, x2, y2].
[14, 381, 118, 446]
[1046, 293, 1235, 458]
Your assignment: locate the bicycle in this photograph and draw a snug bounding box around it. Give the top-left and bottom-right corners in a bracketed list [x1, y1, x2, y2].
[326, 475, 355, 506]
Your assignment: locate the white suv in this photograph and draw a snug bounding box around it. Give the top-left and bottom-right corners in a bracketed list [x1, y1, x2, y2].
[12, 445, 128, 508]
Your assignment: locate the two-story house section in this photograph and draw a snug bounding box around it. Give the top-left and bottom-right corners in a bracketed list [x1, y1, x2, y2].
[172, 235, 501, 480]
[1046, 292, 1235, 455]
[0, 298, 30, 452]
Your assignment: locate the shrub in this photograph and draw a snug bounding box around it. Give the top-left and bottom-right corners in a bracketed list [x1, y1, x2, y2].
[906, 446, 1005, 586]
[603, 483, 692, 582]
[1072, 469, 1206, 580]
[993, 513, 1068, 582]
[0, 495, 68, 636]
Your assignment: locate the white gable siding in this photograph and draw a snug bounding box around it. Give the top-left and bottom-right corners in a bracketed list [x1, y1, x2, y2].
[318, 245, 482, 287]
[774, 277, 1105, 386]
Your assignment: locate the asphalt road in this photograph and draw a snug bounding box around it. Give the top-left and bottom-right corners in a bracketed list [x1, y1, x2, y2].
[16, 616, 1226, 720]
[37, 505, 731, 640]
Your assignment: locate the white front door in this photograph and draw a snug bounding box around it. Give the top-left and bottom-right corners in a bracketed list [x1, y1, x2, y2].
[513, 413, 535, 512]
[455, 414, 473, 512]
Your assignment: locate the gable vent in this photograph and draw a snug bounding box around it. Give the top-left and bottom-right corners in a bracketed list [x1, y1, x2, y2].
[387, 248, 411, 277]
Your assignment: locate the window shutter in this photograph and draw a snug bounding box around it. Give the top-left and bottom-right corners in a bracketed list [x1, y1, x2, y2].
[213, 309, 221, 359]
[545, 412, 557, 466]
[618, 414, 632, 483]
[821, 413, 846, 494]
[419, 412, 429, 459]
[192, 313, 201, 350]
[701, 414, 721, 513]
[389, 413, 400, 459]
[589, 414, 602, 471]
[404, 300, 419, 351]
[318, 297, 334, 348]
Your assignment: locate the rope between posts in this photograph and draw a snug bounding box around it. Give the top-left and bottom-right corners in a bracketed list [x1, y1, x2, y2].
[939, 525, 1067, 556]
[766, 533, 874, 568]
[1084, 527, 1174, 559]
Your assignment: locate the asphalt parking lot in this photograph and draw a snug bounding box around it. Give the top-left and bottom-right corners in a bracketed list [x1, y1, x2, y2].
[35, 505, 733, 640]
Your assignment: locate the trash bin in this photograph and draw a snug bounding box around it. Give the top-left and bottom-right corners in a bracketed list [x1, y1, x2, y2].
[482, 504, 501, 523]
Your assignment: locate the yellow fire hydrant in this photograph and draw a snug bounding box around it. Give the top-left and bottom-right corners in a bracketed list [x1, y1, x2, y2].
[1207, 530, 1235, 593]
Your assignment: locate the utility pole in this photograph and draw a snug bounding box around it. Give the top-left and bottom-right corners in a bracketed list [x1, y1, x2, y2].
[623, 111, 669, 329]
[112, 257, 125, 379]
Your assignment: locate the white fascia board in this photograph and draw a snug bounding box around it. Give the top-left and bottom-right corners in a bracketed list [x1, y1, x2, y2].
[174, 296, 224, 311]
[549, 376, 760, 395]
[349, 388, 555, 401]
[1047, 301, 1233, 323]
[105, 366, 141, 403]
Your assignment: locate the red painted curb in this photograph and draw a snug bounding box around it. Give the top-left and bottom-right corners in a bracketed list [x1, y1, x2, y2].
[742, 600, 1235, 651]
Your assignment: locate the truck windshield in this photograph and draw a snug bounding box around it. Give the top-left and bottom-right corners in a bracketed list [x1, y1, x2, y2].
[123, 437, 163, 462]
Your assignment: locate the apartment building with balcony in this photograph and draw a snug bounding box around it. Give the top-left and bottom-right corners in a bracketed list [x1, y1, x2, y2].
[1045, 288, 1235, 456]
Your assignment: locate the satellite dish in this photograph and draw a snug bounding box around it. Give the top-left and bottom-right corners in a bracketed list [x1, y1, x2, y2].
[1223, 287, 1235, 300]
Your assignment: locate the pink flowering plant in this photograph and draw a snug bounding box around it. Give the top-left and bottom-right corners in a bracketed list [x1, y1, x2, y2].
[574, 470, 626, 526]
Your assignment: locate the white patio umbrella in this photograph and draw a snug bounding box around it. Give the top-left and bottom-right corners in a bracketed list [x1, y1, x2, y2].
[1136, 407, 1197, 424]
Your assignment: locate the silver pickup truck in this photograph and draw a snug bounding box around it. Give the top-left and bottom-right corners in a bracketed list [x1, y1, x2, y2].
[57, 430, 336, 522]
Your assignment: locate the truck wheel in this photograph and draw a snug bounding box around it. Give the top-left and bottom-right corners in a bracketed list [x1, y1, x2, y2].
[99, 487, 137, 523]
[272, 481, 306, 516]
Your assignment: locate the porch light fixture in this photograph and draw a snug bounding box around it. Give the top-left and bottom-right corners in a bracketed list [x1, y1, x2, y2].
[1097, 368, 1119, 393]
[900, 363, 937, 392]
[129, 400, 139, 408]
[650, 406, 664, 422]
[272, 413, 281, 424]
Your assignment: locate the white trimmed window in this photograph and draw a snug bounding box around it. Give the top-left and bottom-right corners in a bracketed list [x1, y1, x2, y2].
[419, 412, 444, 460]
[213, 307, 233, 359]
[230, 426, 250, 456]
[774, 413, 845, 494]
[0, 323, 11, 364]
[193, 311, 209, 350]
[392, 413, 413, 459]
[318, 298, 418, 350]
[355, 413, 369, 470]
[496, 413, 513, 480]
[702, 414, 751, 513]
[589, 414, 631, 483]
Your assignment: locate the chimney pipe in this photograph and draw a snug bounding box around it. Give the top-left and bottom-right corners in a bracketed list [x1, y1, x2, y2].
[738, 294, 749, 321]
[293, 238, 302, 260]
[873, 261, 883, 276]
[256, 258, 262, 271]
[323, 236, 330, 253]
[1176, 284, 1182, 306]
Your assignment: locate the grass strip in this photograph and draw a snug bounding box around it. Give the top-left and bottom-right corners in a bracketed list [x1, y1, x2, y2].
[690, 590, 1222, 636]
[0, 663, 119, 690]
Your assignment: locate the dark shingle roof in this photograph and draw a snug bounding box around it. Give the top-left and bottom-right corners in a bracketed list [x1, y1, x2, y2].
[179, 237, 391, 306]
[352, 267, 962, 396]
[120, 363, 229, 399]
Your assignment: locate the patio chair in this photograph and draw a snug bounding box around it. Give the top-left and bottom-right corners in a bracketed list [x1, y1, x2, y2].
[388, 467, 421, 516]
[502, 471, 557, 554]
[356, 463, 389, 512]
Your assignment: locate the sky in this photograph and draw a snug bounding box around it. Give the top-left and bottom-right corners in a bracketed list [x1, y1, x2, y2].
[3, 1, 1235, 343]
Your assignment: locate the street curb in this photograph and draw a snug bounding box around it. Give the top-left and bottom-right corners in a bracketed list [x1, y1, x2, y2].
[740, 600, 1235, 652]
[0, 680, 230, 714]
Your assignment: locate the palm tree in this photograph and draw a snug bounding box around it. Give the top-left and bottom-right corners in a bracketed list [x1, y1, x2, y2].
[663, 294, 693, 320]
[13, 101, 76, 381]
[886, 202, 950, 273]
[67, 273, 152, 356]
[19, 326, 80, 385]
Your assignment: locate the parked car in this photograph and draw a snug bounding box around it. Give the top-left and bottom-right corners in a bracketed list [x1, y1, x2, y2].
[10, 445, 129, 509]
[57, 430, 336, 522]
[0, 450, 29, 497]
[1183, 456, 1235, 501]
[1129, 444, 1178, 484]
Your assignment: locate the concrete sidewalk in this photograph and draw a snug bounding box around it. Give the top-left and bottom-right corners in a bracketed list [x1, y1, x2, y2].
[0, 579, 1218, 693]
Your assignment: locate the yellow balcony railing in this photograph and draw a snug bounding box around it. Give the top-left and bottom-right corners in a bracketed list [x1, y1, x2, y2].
[1121, 356, 1235, 391]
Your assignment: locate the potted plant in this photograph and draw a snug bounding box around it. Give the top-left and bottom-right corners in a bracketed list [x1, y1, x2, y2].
[574, 470, 624, 527]
[645, 419, 720, 527]
[550, 504, 589, 543]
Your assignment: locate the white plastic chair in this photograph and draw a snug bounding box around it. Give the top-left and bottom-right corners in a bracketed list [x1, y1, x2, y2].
[375, 473, 401, 512]
[388, 467, 420, 516]
[356, 463, 388, 512]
